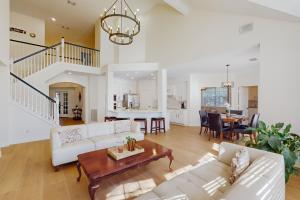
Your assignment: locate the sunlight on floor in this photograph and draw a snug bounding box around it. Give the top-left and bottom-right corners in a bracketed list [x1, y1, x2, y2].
[106, 179, 156, 200]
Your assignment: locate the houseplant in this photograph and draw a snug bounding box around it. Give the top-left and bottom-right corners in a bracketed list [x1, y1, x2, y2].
[246, 121, 300, 182]
[126, 136, 136, 151]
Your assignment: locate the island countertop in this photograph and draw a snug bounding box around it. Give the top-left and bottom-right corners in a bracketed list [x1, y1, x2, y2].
[109, 109, 162, 114]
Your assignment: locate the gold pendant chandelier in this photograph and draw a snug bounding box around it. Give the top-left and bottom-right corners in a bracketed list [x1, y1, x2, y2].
[100, 0, 141, 45]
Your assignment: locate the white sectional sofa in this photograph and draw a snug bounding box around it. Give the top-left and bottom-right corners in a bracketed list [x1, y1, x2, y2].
[136, 142, 285, 200]
[50, 120, 144, 167]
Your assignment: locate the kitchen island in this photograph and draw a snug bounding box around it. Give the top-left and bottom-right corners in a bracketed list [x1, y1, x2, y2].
[108, 110, 168, 132]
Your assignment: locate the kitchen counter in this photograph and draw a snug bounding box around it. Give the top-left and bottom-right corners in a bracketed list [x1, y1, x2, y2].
[108, 110, 166, 132]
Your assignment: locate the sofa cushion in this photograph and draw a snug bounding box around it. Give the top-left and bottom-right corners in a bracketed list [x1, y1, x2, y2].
[229, 148, 250, 184]
[114, 120, 131, 134]
[135, 191, 161, 200]
[86, 122, 115, 137]
[52, 139, 95, 166]
[57, 125, 88, 145]
[88, 134, 123, 150]
[189, 159, 231, 193]
[138, 159, 231, 200]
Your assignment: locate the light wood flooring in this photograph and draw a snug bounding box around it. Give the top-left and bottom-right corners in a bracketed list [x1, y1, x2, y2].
[0, 125, 299, 200]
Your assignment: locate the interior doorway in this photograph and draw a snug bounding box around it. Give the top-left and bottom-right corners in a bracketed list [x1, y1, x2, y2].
[49, 82, 85, 125]
[238, 86, 258, 118]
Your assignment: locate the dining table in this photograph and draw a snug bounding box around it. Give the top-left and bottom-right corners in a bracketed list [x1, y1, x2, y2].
[221, 114, 248, 141]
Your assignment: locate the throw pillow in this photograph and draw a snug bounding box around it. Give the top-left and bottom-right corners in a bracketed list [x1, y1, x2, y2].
[114, 120, 131, 134]
[58, 127, 83, 145]
[229, 148, 250, 184]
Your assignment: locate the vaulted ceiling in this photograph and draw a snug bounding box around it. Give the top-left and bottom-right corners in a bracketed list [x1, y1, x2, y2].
[10, 0, 300, 48]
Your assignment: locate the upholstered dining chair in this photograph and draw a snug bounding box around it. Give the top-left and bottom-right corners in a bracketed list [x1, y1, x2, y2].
[207, 113, 231, 141]
[199, 110, 209, 135]
[230, 110, 243, 115]
[233, 113, 260, 141]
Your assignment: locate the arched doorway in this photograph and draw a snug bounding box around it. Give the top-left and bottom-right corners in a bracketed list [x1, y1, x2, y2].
[49, 82, 85, 126]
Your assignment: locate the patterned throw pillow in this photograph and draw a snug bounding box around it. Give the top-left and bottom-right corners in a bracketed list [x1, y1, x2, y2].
[229, 148, 250, 184]
[58, 128, 83, 145]
[114, 120, 131, 134]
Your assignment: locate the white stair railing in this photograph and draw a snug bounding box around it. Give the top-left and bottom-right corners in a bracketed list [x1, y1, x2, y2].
[10, 72, 59, 125]
[10, 38, 101, 79]
[9, 38, 100, 125]
[10, 39, 48, 61]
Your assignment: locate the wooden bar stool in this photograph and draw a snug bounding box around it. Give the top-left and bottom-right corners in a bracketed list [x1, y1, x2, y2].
[151, 117, 166, 134]
[104, 116, 116, 122]
[115, 117, 130, 121]
[134, 118, 147, 134]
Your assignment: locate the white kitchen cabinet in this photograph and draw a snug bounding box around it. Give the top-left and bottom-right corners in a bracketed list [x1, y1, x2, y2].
[168, 109, 188, 126]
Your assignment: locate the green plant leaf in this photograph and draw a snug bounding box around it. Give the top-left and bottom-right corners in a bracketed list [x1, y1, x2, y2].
[268, 136, 282, 152]
[284, 124, 292, 134]
[275, 123, 284, 129]
[259, 121, 267, 130]
[282, 147, 297, 169]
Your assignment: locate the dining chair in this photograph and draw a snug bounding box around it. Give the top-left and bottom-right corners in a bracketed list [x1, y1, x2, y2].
[199, 110, 209, 135]
[207, 113, 231, 141]
[233, 113, 260, 141]
[230, 110, 243, 115]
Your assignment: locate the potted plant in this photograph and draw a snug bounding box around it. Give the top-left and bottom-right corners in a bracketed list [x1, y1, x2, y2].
[126, 136, 136, 151]
[246, 121, 300, 182]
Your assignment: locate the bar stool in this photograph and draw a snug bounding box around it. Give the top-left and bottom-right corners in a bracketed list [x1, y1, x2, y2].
[115, 117, 130, 121]
[134, 118, 147, 134]
[151, 117, 166, 134]
[104, 116, 116, 122]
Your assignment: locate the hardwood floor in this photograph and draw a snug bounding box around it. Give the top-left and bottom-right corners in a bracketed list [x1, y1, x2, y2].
[59, 117, 85, 126]
[0, 125, 299, 200]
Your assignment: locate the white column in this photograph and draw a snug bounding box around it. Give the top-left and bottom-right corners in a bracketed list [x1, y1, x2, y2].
[61, 37, 65, 63]
[157, 69, 169, 130]
[0, 0, 10, 148]
[106, 71, 114, 115]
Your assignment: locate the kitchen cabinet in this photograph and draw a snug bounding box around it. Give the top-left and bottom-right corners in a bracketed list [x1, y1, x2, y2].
[168, 109, 188, 126]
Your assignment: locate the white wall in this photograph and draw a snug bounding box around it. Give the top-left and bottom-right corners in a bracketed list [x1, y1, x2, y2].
[145, 5, 300, 132]
[138, 79, 157, 109]
[0, 0, 10, 147]
[10, 12, 46, 60]
[9, 104, 53, 144]
[10, 11, 45, 45]
[113, 78, 137, 99]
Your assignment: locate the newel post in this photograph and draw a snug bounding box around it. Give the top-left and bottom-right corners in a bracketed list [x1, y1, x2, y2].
[61, 37, 65, 63]
[54, 94, 60, 125]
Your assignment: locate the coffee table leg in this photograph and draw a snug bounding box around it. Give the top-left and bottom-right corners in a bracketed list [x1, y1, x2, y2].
[167, 152, 174, 171]
[76, 162, 81, 182]
[88, 182, 100, 200]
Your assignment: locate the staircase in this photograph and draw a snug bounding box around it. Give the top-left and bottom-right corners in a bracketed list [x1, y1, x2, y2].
[9, 38, 101, 125]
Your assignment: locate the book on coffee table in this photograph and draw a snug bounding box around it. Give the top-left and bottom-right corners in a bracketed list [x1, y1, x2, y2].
[107, 144, 145, 160]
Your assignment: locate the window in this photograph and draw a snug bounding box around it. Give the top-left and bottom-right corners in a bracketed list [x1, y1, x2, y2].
[201, 87, 230, 107]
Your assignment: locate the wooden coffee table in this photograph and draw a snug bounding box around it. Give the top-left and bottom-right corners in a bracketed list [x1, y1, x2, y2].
[76, 140, 174, 200]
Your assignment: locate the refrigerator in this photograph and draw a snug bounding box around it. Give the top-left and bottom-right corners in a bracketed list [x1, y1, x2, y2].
[123, 94, 140, 109]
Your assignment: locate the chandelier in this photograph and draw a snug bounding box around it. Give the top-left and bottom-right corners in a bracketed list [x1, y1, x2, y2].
[100, 0, 141, 45]
[221, 64, 234, 88]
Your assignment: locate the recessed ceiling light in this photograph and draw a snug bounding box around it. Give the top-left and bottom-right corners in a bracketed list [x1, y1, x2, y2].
[51, 17, 56, 22]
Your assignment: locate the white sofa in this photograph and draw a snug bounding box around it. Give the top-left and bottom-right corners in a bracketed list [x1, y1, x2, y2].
[136, 142, 285, 200]
[51, 120, 144, 167]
